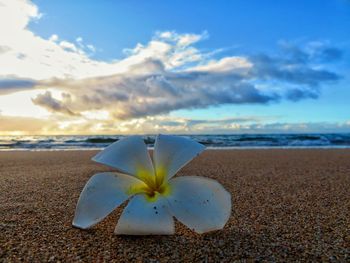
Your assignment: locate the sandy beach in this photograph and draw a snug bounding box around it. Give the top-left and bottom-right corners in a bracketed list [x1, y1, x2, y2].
[0, 149, 349, 262]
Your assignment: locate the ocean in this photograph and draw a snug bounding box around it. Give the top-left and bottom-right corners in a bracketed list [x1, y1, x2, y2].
[0, 133, 350, 150]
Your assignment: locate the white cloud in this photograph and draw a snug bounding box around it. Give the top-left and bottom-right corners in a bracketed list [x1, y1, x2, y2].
[156, 30, 208, 47]
[0, 1, 213, 80]
[86, 44, 96, 53]
[0, 0, 40, 34]
[59, 40, 79, 53]
[0, 0, 119, 79]
[49, 34, 59, 42]
[189, 57, 252, 72]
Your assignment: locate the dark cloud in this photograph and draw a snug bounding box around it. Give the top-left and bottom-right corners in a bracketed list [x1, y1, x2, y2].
[184, 117, 259, 126]
[158, 120, 183, 127]
[31, 42, 343, 119]
[250, 51, 340, 87]
[0, 77, 36, 94]
[97, 69, 278, 119]
[38, 58, 278, 119]
[285, 88, 319, 101]
[280, 42, 344, 63]
[247, 43, 342, 101]
[317, 47, 343, 62]
[31, 91, 79, 116]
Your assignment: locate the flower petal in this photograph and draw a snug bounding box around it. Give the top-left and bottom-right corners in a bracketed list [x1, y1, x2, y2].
[73, 172, 144, 229]
[153, 134, 205, 180]
[92, 136, 155, 179]
[115, 194, 174, 235]
[167, 176, 231, 234]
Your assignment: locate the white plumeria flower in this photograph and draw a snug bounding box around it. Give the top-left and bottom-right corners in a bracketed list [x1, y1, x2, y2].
[73, 134, 231, 235]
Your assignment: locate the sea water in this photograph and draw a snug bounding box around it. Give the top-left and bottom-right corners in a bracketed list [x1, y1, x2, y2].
[0, 133, 350, 150]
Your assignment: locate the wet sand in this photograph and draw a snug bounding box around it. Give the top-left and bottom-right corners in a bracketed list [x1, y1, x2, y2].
[0, 149, 349, 262]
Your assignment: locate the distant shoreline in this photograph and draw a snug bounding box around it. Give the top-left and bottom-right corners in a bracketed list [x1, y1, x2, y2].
[1, 146, 350, 152]
[1, 133, 350, 150]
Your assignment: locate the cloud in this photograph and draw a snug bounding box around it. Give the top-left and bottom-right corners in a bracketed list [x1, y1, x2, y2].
[1, 112, 349, 135]
[0, 0, 40, 33]
[304, 41, 344, 62]
[30, 39, 342, 119]
[250, 49, 341, 87]
[285, 88, 318, 101]
[0, 45, 10, 54]
[145, 117, 350, 134]
[155, 30, 209, 47]
[33, 58, 277, 119]
[0, 0, 121, 80]
[0, 1, 210, 83]
[49, 34, 59, 42]
[0, 114, 51, 134]
[190, 57, 252, 72]
[317, 47, 343, 62]
[31, 91, 79, 116]
[243, 121, 350, 134]
[0, 77, 36, 94]
[59, 41, 79, 53]
[0, 0, 346, 134]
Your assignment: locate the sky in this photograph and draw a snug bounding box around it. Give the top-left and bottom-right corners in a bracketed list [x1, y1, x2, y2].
[0, 0, 349, 135]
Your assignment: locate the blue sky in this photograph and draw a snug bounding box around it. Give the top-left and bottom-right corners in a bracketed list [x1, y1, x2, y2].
[0, 0, 349, 134]
[31, 0, 350, 60]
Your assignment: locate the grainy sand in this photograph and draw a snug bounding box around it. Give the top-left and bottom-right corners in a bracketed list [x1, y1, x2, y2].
[0, 149, 349, 262]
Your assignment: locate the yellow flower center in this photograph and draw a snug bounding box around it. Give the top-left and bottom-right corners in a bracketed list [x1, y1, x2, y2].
[127, 165, 171, 202]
